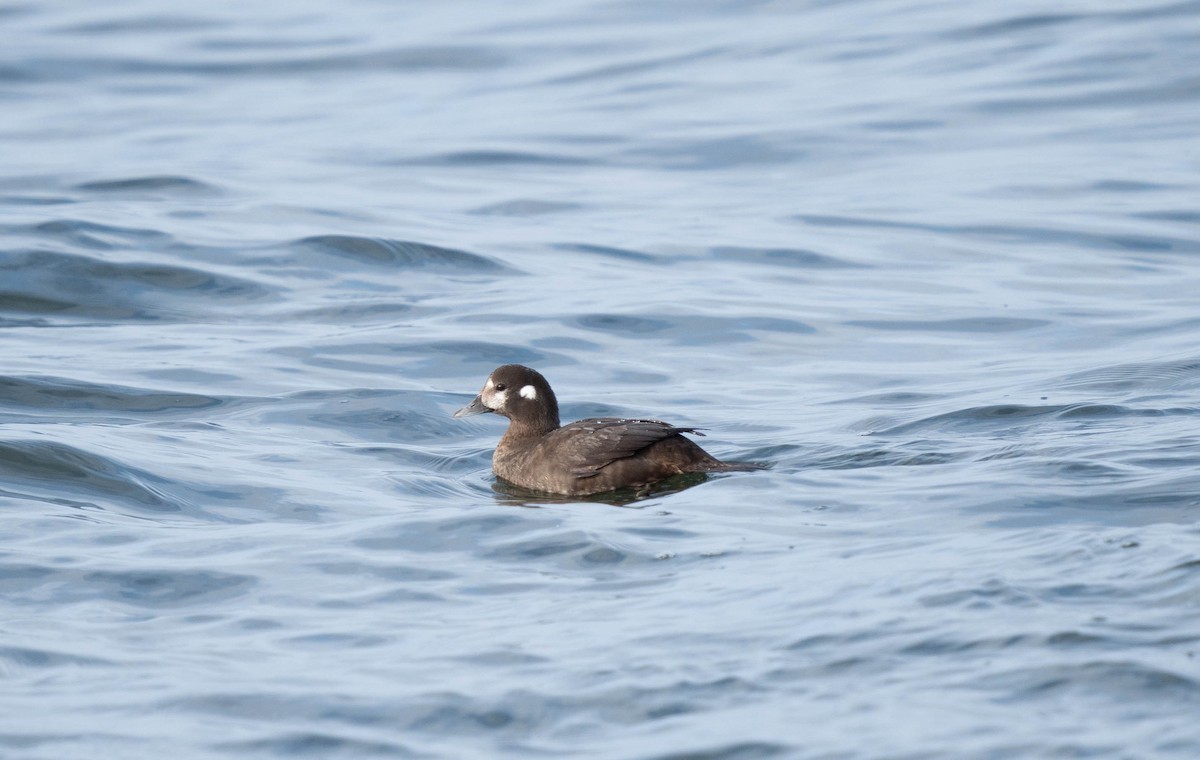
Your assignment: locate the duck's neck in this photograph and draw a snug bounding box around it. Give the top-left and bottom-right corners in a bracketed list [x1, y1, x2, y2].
[500, 411, 560, 444]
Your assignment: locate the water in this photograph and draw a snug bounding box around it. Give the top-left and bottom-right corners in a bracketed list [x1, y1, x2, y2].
[3, 1, 1200, 757]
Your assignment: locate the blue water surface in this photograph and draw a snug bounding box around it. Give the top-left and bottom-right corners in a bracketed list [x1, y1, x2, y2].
[2, 1, 1200, 758]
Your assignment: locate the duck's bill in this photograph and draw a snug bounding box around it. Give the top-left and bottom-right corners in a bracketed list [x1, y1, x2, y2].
[453, 395, 491, 418]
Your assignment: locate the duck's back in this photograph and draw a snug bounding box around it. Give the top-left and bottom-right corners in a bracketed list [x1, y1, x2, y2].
[494, 417, 727, 496]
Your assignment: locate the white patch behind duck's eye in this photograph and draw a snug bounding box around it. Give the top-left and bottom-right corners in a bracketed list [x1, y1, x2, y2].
[519, 384, 537, 400]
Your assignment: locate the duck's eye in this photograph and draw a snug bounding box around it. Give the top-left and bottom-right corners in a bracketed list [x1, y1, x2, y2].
[494, 383, 507, 391]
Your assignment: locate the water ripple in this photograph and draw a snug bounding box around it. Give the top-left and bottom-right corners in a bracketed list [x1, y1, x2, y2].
[291, 236, 514, 272]
[215, 732, 415, 758]
[847, 317, 1050, 333]
[0, 563, 254, 608]
[574, 313, 815, 342]
[399, 150, 592, 167]
[794, 214, 1200, 255]
[872, 403, 1195, 437]
[75, 175, 222, 197]
[0, 439, 189, 513]
[0, 375, 221, 416]
[0, 645, 113, 669]
[1059, 357, 1200, 392]
[0, 248, 274, 321]
[710, 246, 866, 270]
[978, 661, 1200, 704]
[5, 47, 507, 83]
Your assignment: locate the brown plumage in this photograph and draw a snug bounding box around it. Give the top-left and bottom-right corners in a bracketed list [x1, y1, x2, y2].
[453, 364, 761, 496]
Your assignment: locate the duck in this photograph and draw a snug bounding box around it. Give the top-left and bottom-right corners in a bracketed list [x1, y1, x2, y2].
[453, 364, 761, 496]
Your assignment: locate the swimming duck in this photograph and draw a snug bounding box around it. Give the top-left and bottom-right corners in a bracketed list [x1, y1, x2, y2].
[454, 364, 761, 496]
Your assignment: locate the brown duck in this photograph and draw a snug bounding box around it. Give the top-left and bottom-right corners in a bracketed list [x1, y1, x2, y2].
[454, 364, 761, 496]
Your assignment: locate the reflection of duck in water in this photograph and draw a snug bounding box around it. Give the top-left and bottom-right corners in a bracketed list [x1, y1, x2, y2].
[454, 364, 762, 497]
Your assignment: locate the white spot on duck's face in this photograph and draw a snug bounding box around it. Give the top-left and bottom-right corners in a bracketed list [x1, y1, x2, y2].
[519, 384, 537, 400]
[485, 378, 495, 390]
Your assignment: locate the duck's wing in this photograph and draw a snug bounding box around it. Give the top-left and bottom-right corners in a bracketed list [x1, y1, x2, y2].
[551, 417, 704, 478]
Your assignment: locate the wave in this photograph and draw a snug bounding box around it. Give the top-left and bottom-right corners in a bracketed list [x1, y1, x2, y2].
[0, 247, 275, 322]
[0, 375, 222, 416]
[291, 236, 514, 273]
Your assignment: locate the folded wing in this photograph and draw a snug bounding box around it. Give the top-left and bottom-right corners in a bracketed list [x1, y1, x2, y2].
[552, 417, 705, 478]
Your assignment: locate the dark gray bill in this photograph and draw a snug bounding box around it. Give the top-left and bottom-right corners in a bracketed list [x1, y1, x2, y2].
[453, 395, 491, 418]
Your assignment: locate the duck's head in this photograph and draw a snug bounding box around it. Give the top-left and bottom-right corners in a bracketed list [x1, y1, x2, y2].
[453, 364, 560, 431]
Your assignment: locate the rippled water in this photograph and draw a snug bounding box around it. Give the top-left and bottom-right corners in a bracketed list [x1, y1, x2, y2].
[3, 1, 1200, 758]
